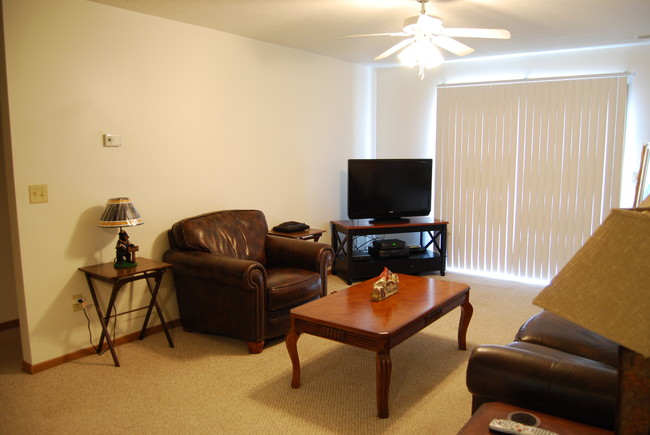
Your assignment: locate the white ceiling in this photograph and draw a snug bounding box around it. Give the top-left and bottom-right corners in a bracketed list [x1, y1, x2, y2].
[90, 0, 650, 66]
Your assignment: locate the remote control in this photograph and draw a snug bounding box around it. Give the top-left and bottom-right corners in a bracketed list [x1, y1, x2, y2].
[488, 419, 559, 435]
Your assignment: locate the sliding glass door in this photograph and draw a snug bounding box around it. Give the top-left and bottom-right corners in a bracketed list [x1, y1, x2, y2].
[435, 74, 628, 282]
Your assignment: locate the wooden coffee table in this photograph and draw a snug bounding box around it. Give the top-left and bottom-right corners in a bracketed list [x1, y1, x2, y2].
[285, 273, 472, 418]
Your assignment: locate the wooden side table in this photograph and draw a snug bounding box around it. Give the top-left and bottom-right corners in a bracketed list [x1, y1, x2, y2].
[78, 258, 174, 367]
[267, 228, 325, 242]
[458, 402, 613, 434]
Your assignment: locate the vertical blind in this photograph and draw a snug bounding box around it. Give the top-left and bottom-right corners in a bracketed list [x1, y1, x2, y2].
[435, 74, 628, 282]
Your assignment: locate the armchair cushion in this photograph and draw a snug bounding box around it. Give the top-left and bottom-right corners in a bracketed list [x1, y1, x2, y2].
[266, 268, 322, 311]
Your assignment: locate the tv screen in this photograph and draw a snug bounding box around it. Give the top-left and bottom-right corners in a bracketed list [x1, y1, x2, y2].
[347, 158, 432, 222]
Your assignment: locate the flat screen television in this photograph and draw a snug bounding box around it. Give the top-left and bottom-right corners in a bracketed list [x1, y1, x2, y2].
[347, 158, 433, 223]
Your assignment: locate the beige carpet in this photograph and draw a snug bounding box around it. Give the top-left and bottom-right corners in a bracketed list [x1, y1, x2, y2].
[0, 272, 543, 434]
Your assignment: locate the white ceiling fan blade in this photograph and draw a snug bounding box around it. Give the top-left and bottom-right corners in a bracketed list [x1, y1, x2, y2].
[343, 32, 409, 38]
[441, 28, 511, 39]
[432, 35, 475, 56]
[374, 37, 415, 60]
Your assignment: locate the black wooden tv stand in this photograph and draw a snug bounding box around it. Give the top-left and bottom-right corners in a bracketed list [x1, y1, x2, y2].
[330, 217, 448, 284]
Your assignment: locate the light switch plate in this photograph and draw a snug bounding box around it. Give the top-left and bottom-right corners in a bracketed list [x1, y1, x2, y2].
[103, 134, 121, 147]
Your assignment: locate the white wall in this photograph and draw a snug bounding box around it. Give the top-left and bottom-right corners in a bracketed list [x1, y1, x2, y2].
[3, 0, 373, 365]
[376, 43, 650, 207]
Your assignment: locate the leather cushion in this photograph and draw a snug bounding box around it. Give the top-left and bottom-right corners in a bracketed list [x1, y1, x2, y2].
[515, 310, 618, 368]
[508, 342, 617, 371]
[169, 210, 268, 264]
[266, 268, 321, 311]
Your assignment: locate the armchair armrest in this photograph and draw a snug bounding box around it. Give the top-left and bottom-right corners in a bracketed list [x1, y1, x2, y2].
[466, 344, 616, 429]
[163, 250, 265, 290]
[265, 236, 334, 273]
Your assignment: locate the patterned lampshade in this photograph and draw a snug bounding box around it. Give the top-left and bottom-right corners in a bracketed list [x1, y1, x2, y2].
[97, 197, 143, 228]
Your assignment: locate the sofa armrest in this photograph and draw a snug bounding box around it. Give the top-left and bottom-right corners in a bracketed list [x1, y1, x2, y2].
[466, 344, 617, 429]
[163, 249, 265, 290]
[265, 236, 334, 273]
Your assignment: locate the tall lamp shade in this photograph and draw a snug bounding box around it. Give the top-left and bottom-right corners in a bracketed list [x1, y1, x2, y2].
[97, 197, 143, 268]
[533, 208, 650, 434]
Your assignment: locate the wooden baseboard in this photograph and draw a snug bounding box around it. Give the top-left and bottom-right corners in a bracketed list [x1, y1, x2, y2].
[0, 318, 19, 331]
[22, 319, 181, 374]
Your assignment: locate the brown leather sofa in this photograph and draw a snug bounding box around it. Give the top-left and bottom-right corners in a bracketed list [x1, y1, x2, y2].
[163, 210, 334, 353]
[466, 310, 618, 430]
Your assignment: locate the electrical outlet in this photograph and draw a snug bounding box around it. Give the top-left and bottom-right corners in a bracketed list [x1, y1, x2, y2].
[72, 294, 86, 312]
[28, 184, 48, 203]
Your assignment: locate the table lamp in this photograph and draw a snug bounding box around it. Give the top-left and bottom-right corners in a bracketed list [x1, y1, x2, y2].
[97, 197, 143, 268]
[533, 208, 650, 434]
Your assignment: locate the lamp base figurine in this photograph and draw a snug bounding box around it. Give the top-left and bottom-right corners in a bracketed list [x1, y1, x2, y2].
[114, 229, 139, 268]
[371, 268, 399, 302]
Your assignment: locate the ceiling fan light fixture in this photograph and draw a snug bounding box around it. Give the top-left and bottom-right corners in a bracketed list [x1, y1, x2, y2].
[397, 39, 443, 78]
[344, 0, 509, 79]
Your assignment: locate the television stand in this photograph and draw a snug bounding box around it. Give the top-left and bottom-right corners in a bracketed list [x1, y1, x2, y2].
[331, 217, 448, 284]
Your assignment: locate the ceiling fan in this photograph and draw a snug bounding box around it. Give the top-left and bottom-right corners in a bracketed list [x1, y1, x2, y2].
[346, 0, 510, 73]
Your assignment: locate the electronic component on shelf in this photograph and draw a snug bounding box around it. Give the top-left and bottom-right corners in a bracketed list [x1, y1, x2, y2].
[352, 252, 372, 262]
[372, 239, 406, 249]
[407, 244, 425, 253]
[368, 246, 409, 258]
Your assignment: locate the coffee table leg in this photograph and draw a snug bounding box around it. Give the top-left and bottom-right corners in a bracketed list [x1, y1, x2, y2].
[286, 327, 301, 388]
[458, 299, 473, 350]
[376, 350, 392, 418]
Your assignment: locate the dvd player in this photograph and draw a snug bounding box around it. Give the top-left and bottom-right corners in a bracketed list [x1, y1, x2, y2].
[368, 246, 409, 258]
[372, 239, 406, 250]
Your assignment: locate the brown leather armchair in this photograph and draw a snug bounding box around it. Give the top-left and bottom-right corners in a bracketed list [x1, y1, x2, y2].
[163, 210, 334, 353]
